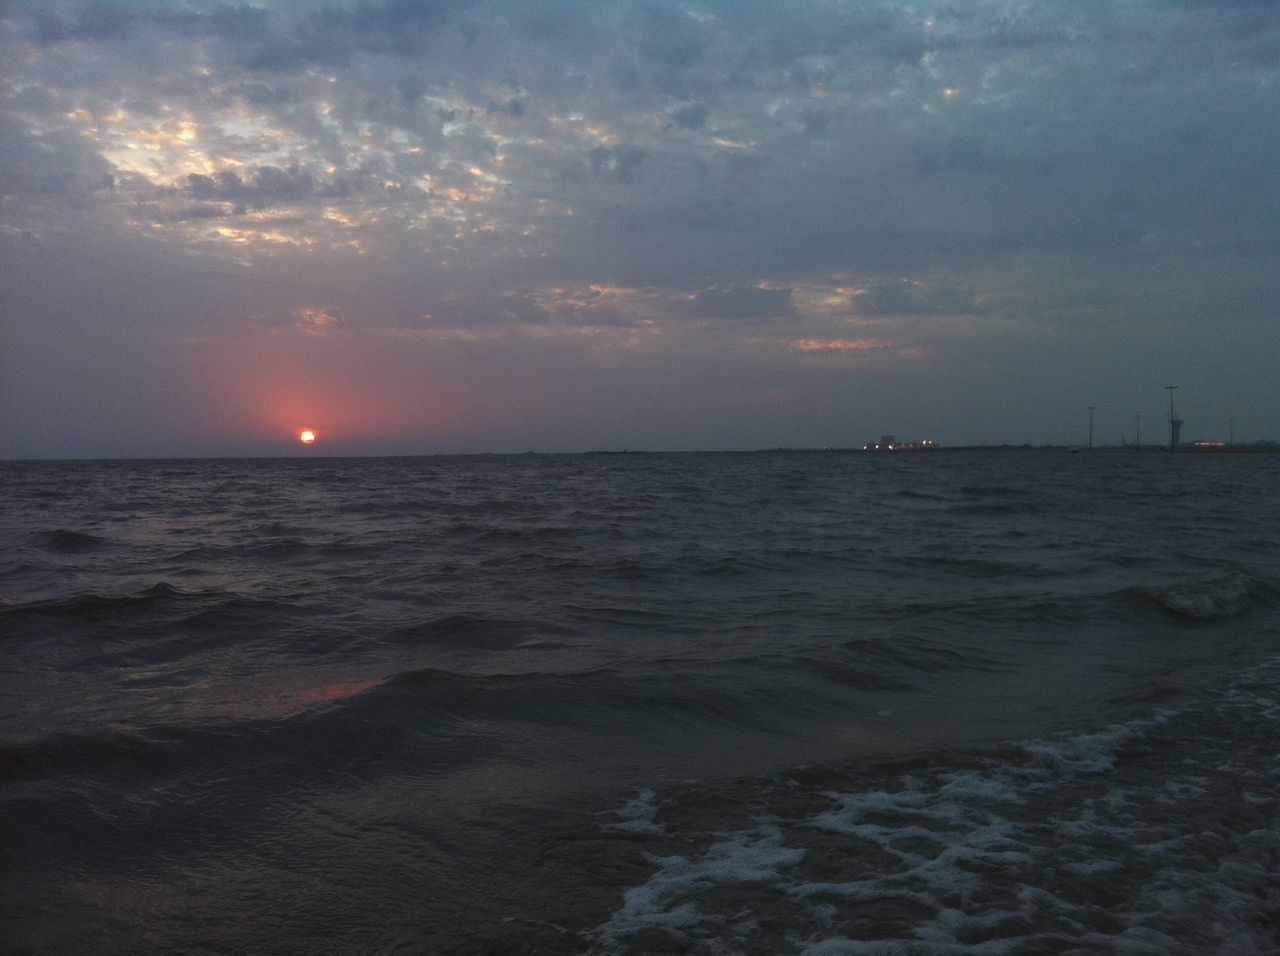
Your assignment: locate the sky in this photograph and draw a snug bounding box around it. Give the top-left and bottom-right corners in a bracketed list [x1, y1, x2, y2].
[1, 0, 1277, 457]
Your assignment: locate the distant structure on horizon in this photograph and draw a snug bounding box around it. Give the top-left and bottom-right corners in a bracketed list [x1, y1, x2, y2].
[1166, 385, 1183, 451]
[863, 434, 940, 451]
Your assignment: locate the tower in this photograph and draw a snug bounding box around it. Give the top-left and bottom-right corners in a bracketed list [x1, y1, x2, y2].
[1165, 385, 1182, 451]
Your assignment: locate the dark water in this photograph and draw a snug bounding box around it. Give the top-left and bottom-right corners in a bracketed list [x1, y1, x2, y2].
[2, 450, 1278, 954]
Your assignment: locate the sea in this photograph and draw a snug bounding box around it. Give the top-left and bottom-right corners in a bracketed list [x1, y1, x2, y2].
[2, 449, 1278, 955]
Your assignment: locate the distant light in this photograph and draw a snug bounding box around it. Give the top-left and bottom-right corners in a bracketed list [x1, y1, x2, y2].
[299, 429, 317, 444]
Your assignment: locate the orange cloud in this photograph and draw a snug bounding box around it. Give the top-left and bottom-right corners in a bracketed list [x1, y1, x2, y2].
[788, 338, 897, 352]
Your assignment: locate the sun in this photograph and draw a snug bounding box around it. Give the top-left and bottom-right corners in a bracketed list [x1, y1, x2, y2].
[299, 429, 317, 444]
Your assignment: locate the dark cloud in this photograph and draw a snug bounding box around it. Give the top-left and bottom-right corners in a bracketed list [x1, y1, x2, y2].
[915, 137, 991, 175]
[487, 98, 526, 118]
[669, 102, 709, 130]
[395, 75, 426, 105]
[27, 1, 270, 46]
[182, 174, 220, 199]
[634, 4, 711, 67]
[30, 2, 134, 44]
[16, 0, 458, 68]
[853, 281, 982, 317]
[253, 165, 321, 200]
[237, 21, 355, 71]
[234, 0, 472, 69]
[0, 113, 114, 203]
[589, 145, 647, 183]
[180, 165, 353, 207]
[690, 286, 794, 319]
[233, 83, 298, 106]
[168, 203, 230, 222]
[423, 293, 551, 328]
[799, 109, 831, 137]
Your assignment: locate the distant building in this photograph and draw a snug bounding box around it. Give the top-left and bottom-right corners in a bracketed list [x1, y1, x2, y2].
[863, 435, 939, 451]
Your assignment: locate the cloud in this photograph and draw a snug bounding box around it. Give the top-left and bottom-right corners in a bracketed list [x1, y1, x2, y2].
[168, 203, 230, 222]
[0, 113, 117, 219]
[588, 145, 648, 184]
[2, 0, 1279, 453]
[633, 4, 711, 68]
[422, 293, 551, 328]
[26, 2, 270, 47]
[852, 280, 982, 317]
[690, 286, 795, 319]
[798, 109, 831, 137]
[180, 165, 356, 209]
[669, 102, 709, 130]
[29, 3, 137, 44]
[20, 1, 467, 71]
[295, 306, 345, 334]
[233, 82, 299, 106]
[232, 1, 471, 70]
[789, 338, 899, 353]
[487, 98, 526, 118]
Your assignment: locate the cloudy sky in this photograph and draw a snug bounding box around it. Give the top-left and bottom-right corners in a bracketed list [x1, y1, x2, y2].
[1, 0, 1276, 457]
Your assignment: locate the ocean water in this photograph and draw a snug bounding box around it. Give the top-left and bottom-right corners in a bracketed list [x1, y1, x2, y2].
[2, 450, 1278, 954]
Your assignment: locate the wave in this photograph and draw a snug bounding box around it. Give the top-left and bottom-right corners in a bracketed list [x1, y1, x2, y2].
[1, 581, 188, 623]
[589, 658, 1280, 954]
[173, 539, 373, 563]
[784, 655, 915, 692]
[958, 484, 1033, 498]
[378, 665, 796, 732]
[3, 661, 827, 793]
[842, 637, 1011, 677]
[891, 489, 952, 502]
[388, 612, 576, 649]
[899, 554, 1064, 579]
[0, 583, 299, 644]
[849, 592, 1102, 630]
[34, 528, 107, 553]
[1124, 571, 1276, 622]
[947, 501, 1042, 516]
[244, 538, 312, 558]
[0, 730, 165, 780]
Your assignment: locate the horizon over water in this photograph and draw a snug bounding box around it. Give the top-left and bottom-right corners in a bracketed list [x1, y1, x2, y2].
[8, 439, 1280, 462]
[3, 449, 1278, 953]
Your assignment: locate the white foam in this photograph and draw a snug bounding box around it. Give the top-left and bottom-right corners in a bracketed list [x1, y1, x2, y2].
[1017, 718, 1158, 778]
[601, 788, 666, 835]
[591, 669, 1280, 954]
[591, 825, 805, 947]
[1147, 573, 1252, 620]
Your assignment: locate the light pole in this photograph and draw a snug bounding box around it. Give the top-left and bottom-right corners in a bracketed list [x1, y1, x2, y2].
[1088, 406, 1095, 452]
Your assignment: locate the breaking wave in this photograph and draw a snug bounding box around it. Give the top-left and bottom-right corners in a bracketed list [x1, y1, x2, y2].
[591, 660, 1280, 954]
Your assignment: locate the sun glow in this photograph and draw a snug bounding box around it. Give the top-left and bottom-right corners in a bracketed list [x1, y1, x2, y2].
[299, 429, 317, 444]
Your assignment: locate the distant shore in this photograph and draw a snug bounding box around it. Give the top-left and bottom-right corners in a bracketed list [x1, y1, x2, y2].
[749, 444, 1280, 456]
[5, 443, 1279, 462]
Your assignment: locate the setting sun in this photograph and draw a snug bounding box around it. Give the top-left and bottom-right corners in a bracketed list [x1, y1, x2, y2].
[299, 429, 317, 444]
